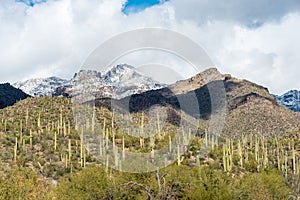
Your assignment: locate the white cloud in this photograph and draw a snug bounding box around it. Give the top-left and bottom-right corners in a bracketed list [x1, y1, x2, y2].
[0, 0, 299, 94]
[170, 0, 300, 27]
[211, 13, 300, 94]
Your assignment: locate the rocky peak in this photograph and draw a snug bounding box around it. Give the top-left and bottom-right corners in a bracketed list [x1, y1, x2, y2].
[275, 90, 300, 112]
[167, 67, 224, 96]
[73, 70, 101, 81]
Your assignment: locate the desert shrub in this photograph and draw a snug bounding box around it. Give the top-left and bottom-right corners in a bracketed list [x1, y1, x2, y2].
[0, 167, 49, 200]
[186, 166, 233, 200]
[233, 168, 291, 199]
[52, 166, 115, 200]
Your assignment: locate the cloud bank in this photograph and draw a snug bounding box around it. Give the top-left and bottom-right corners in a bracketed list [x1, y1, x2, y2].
[0, 0, 299, 94]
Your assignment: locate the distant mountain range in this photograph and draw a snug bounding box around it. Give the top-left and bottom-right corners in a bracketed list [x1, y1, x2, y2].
[5, 64, 299, 114]
[0, 83, 30, 109]
[13, 64, 165, 99]
[274, 90, 300, 112]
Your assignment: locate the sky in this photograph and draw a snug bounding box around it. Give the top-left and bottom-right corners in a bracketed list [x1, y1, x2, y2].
[0, 0, 299, 94]
[122, 0, 168, 15]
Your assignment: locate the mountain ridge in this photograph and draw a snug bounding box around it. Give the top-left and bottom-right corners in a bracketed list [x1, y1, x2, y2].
[13, 64, 165, 99]
[274, 90, 300, 112]
[93, 68, 299, 137]
[12, 64, 299, 115]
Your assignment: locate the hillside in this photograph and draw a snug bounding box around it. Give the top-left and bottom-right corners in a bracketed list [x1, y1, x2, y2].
[222, 77, 300, 138]
[0, 83, 30, 109]
[0, 68, 299, 199]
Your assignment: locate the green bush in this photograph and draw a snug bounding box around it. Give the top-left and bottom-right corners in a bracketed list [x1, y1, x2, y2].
[233, 168, 291, 199]
[52, 166, 115, 200]
[0, 167, 49, 200]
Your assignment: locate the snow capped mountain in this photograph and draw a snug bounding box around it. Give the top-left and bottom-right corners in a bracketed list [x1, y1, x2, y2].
[13, 77, 69, 97]
[69, 69, 113, 100]
[275, 90, 300, 112]
[102, 64, 164, 98]
[13, 64, 165, 99]
[102, 64, 135, 84]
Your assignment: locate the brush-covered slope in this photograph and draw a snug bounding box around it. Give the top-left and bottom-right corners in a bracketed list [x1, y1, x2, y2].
[222, 76, 300, 137]
[0, 95, 299, 198]
[0, 97, 181, 179]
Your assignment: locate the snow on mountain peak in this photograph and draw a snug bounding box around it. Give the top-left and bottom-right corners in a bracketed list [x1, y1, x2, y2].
[275, 90, 300, 112]
[13, 64, 165, 99]
[102, 64, 136, 84]
[13, 77, 68, 97]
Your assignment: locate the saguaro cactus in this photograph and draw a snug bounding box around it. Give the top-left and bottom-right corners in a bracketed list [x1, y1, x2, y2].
[156, 112, 161, 140]
[223, 144, 227, 172]
[263, 142, 268, 169]
[122, 135, 125, 160]
[92, 107, 95, 133]
[177, 145, 184, 166]
[223, 142, 233, 172]
[25, 109, 29, 126]
[275, 138, 281, 171]
[68, 120, 71, 135]
[54, 131, 57, 151]
[292, 139, 296, 174]
[169, 135, 172, 153]
[80, 128, 84, 167]
[237, 140, 243, 168]
[255, 137, 259, 162]
[29, 129, 33, 148]
[68, 139, 72, 162]
[205, 129, 208, 147]
[284, 151, 288, 177]
[60, 107, 63, 133]
[4, 119, 7, 132]
[37, 113, 41, 129]
[99, 135, 103, 157]
[140, 112, 145, 148]
[14, 137, 18, 163]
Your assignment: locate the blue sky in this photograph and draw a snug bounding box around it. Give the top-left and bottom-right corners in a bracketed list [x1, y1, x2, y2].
[122, 0, 168, 15]
[16, 0, 46, 7]
[17, 0, 167, 13]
